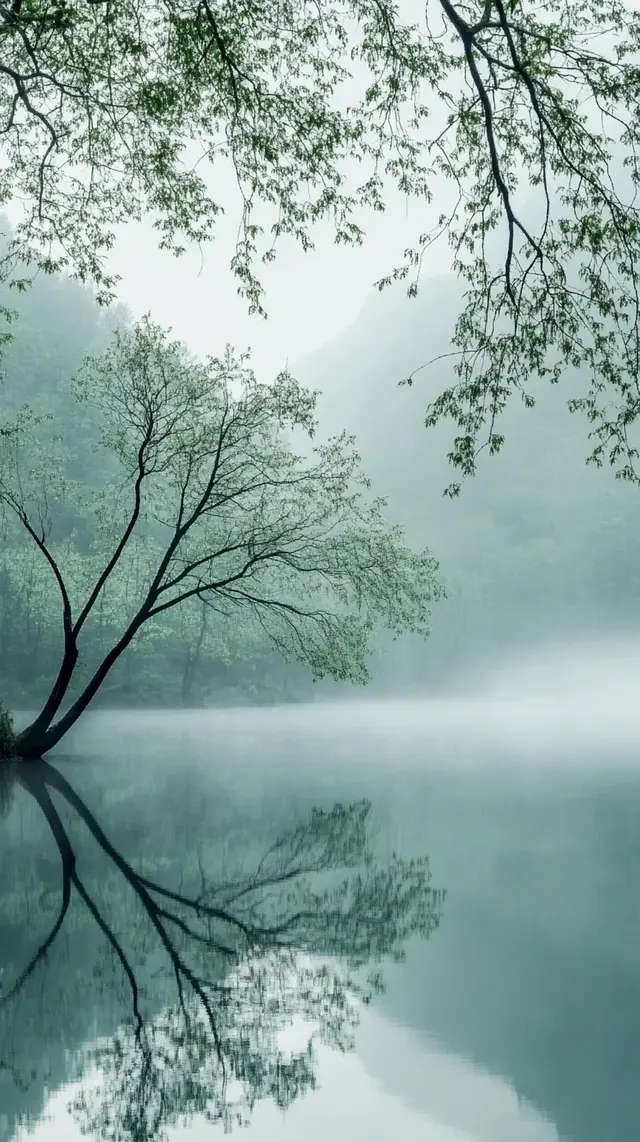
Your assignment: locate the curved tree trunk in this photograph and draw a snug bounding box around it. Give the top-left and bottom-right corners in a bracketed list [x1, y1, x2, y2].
[17, 642, 79, 756]
[16, 618, 146, 759]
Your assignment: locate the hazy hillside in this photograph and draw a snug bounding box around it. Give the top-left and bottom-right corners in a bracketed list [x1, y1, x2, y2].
[295, 274, 640, 689]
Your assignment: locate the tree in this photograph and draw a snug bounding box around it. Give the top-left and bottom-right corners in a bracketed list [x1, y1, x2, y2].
[1, 762, 444, 1140]
[0, 265, 316, 711]
[0, 317, 441, 759]
[1, 1, 640, 485]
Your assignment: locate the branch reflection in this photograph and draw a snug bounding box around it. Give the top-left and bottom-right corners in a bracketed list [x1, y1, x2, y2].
[1, 758, 444, 1140]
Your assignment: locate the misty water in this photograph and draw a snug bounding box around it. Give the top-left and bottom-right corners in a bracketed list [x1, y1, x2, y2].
[2, 640, 640, 1142]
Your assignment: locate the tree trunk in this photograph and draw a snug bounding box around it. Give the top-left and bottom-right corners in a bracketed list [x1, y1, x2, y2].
[17, 642, 79, 758]
[16, 618, 146, 758]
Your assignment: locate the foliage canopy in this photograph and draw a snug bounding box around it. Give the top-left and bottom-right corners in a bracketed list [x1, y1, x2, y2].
[1, 1, 640, 485]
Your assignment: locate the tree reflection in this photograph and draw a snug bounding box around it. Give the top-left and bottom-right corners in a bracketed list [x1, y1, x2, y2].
[0, 758, 15, 821]
[1, 759, 444, 1140]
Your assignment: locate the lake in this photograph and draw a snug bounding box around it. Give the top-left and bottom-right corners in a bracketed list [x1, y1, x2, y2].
[2, 678, 640, 1142]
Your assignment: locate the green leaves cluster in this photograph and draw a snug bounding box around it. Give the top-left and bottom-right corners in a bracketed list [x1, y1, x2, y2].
[0, 0, 439, 310]
[2, 0, 640, 485]
[390, 0, 640, 491]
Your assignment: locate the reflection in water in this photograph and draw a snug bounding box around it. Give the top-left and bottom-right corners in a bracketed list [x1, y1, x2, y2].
[357, 1014, 562, 1142]
[0, 761, 15, 821]
[3, 691, 640, 1142]
[0, 758, 443, 1141]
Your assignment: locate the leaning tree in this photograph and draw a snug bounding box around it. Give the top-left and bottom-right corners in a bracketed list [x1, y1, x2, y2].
[0, 316, 441, 759]
[1, 1, 640, 485]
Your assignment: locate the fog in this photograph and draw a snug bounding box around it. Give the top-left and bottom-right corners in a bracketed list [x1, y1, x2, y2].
[441, 636, 640, 760]
[50, 629, 640, 765]
[13, 631, 640, 763]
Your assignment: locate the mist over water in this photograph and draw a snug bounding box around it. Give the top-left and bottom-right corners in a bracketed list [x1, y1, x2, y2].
[79, 634, 638, 766]
[442, 635, 640, 758]
[478, 635, 640, 702]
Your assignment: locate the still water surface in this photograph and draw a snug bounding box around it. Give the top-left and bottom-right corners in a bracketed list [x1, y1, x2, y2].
[2, 676, 640, 1142]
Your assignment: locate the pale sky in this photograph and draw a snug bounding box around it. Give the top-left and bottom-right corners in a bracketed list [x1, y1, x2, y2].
[15, 1010, 560, 1142]
[101, 174, 453, 378]
[89, 37, 456, 381]
[2, 37, 460, 381]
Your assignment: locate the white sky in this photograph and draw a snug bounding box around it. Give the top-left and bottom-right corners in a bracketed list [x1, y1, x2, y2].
[102, 179, 452, 378]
